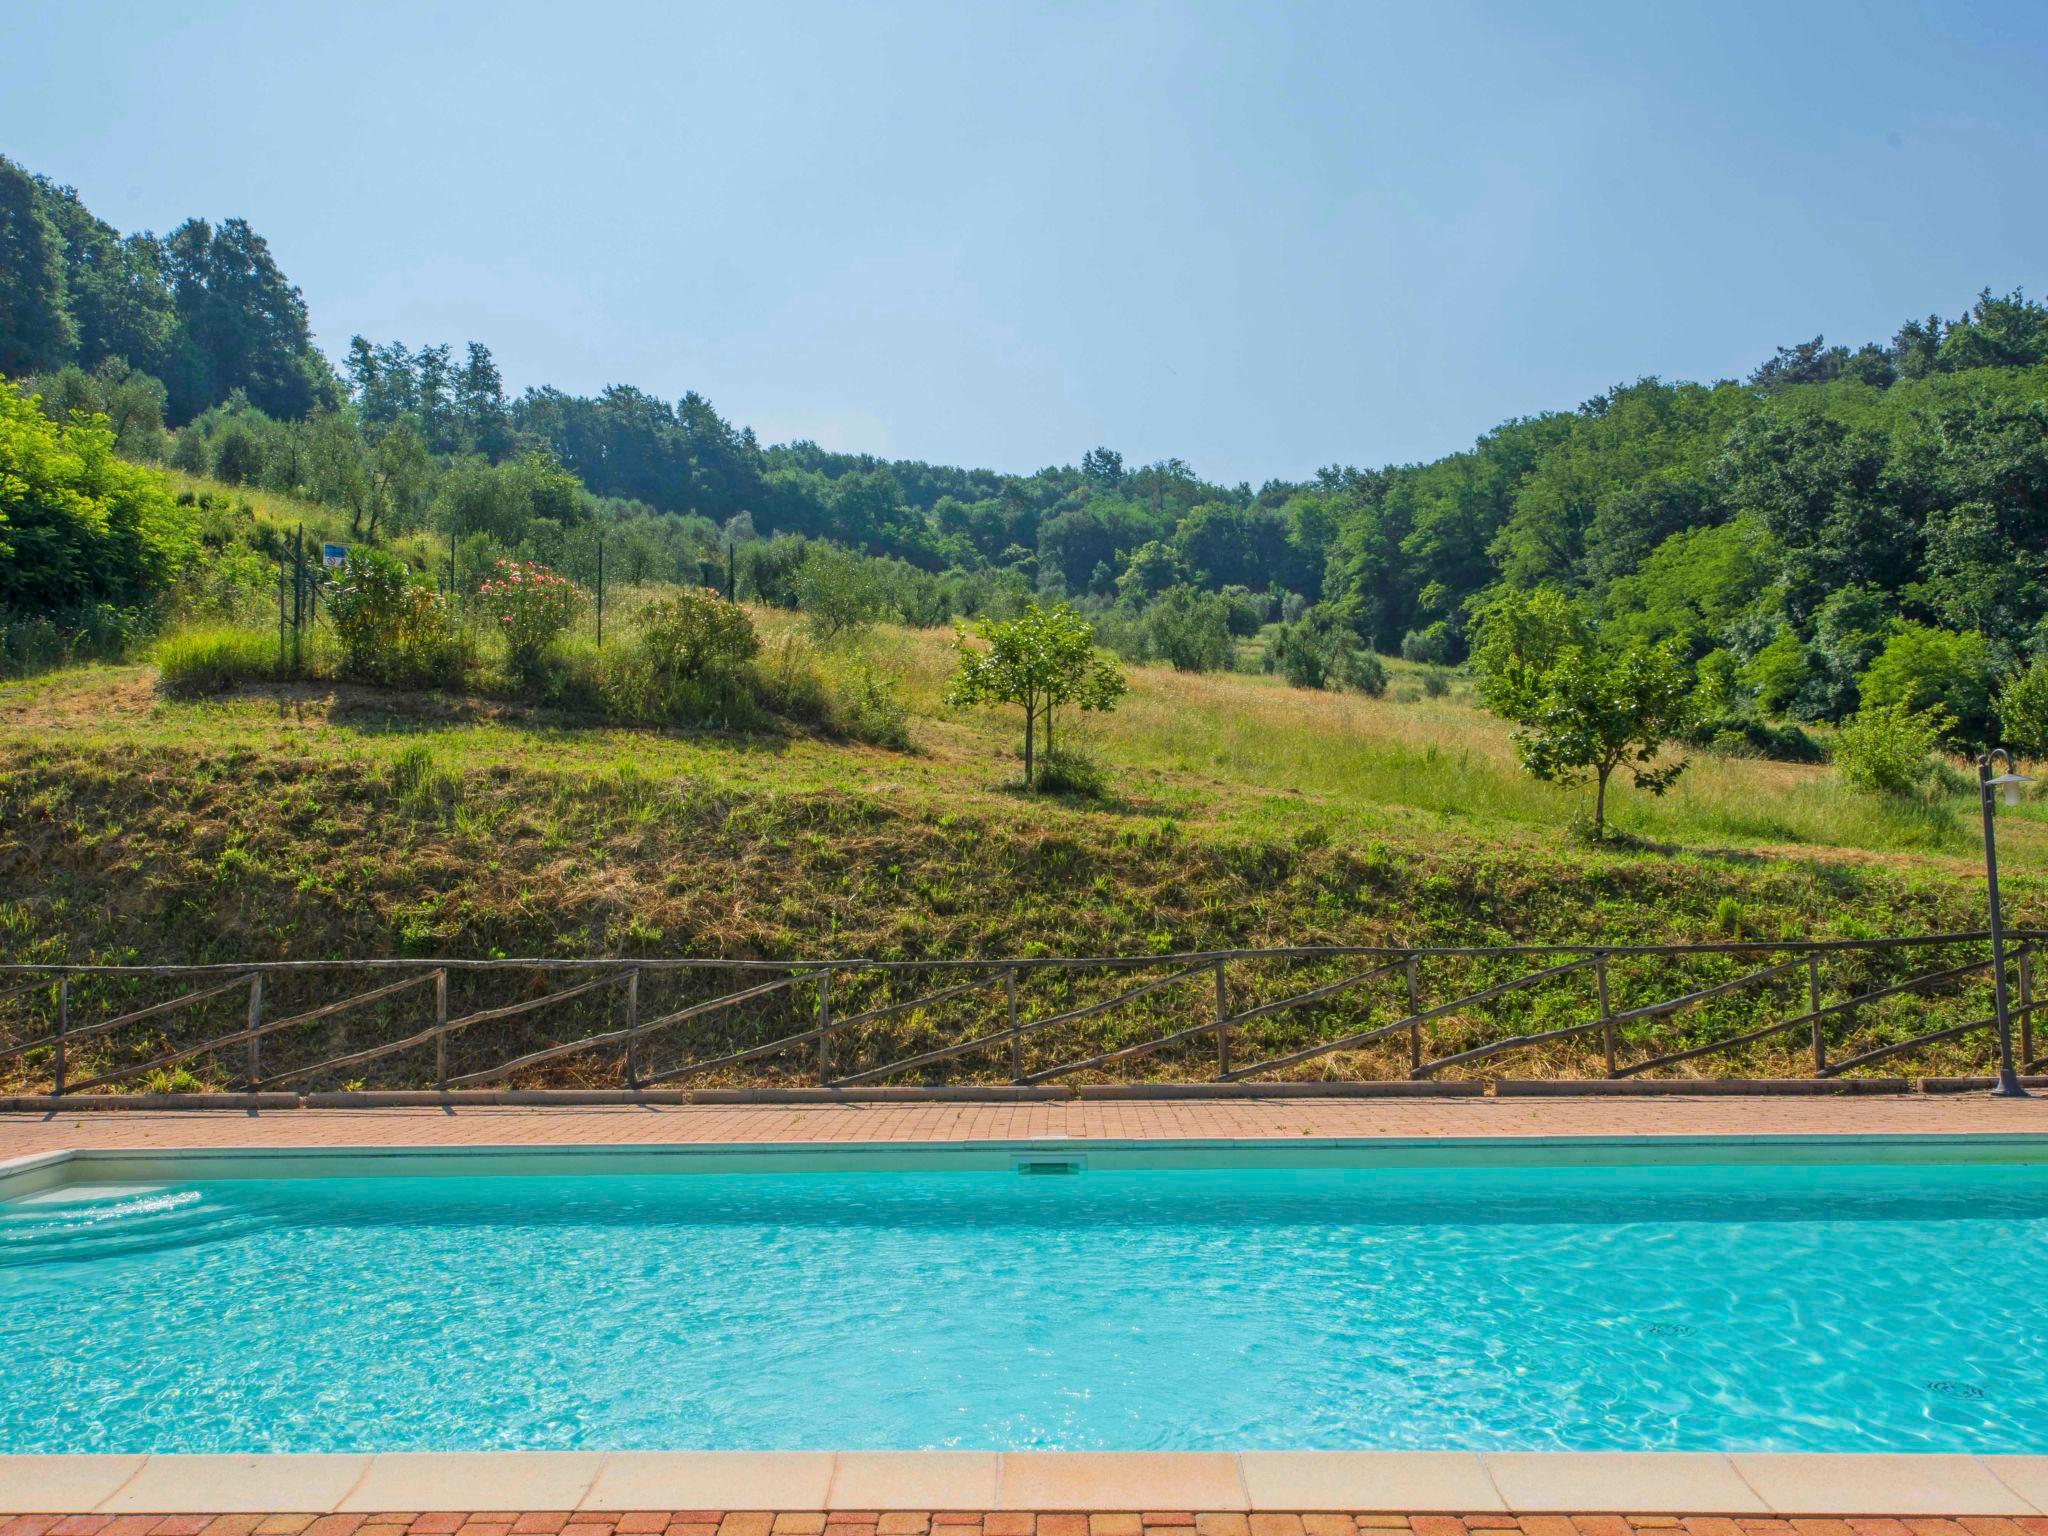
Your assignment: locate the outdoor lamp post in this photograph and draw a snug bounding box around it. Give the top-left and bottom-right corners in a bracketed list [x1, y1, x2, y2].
[1978, 748, 2034, 1098]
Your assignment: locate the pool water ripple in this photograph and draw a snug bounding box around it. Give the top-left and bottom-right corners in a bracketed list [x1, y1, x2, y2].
[2, 1158, 2044, 1454]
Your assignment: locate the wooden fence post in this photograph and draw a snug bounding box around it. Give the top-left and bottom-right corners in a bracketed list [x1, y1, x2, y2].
[2021, 943, 2035, 1070]
[1808, 951, 1825, 1075]
[623, 968, 640, 1089]
[434, 969, 449, 1091]
[53, 974, 68, 1096]
[245, 972, 264, 1088]
[816, 969, 832, 1086]
[1597, 952, 1615, 1077]
[1212, 959, 1230, 1078]
[1007, 968, 1022, 1081]
[1406, 955, 1422, 1074]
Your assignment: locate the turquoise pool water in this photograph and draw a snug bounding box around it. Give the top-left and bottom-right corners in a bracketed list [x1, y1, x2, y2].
[3, 1151, 2045, 1454]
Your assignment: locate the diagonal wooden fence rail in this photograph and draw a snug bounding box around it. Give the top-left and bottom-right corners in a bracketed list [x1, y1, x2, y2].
[0, 932, 2042, 1097]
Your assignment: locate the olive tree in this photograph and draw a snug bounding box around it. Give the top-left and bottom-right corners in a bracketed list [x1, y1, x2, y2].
[794, 542, 889, 643]
[947, 601, 1127, 787]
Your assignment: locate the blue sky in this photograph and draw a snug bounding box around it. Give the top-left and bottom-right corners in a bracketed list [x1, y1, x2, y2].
[9, 1, 2048, 484]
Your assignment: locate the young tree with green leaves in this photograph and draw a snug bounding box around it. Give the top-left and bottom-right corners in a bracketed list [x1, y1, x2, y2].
[947, 602, 1127, 787]
[1856, 622, 1997, 745]
[794, 542, 889, 642]
[1996, 657, 2048, 764]
[1141, 584, 1234, 672]
[1473, 589, 1693, 840]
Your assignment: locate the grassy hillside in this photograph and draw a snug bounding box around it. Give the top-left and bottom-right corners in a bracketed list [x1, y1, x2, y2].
[1, 617, 2039, 1091]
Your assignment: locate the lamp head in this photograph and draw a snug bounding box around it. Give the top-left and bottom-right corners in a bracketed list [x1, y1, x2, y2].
[1989, 771, 2032, 806]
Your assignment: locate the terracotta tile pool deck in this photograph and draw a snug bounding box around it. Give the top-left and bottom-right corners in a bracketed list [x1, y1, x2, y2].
[12, 1514, 2048, 1536]
[9, 1514, 2048, 1536]
[8, 1093, 2048, 1521]
[9, 1091, 2048, 1156]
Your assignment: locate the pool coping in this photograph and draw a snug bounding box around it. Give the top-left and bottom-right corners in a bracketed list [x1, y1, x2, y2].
[9, 1131, 2048, 1517]
[6, 1449, 2048, 1516]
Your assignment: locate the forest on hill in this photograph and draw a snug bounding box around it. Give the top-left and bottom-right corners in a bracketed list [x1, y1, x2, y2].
[5, 150, 2048, 756]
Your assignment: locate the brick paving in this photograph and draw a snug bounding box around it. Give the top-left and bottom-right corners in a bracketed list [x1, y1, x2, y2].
[7, 1092, 2048, 1160]
[7, 1517, 2047, 1535]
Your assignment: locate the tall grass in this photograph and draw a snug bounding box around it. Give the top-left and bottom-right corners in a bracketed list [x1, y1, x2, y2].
[865, 619, 2016, 862]
[154, 625, 284, 698]
[99, 602, 2048, 869]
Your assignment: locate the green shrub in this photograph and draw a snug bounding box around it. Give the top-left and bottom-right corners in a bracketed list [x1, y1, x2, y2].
[639, 589, 759, 682]
[1267, 609, 1385, 694]
[326, 548, 459, 686]
[599, 649, 764, 728]
[0, 378, 195, 615]
[1400, 624, 1453, 665]
[1268, 617, 1333, 689]
[174, 543, 275, 625]
[210, 422, 265, 485]
[155, 626, 279, 697]
[1341, 648, 1389, 697]
[1421, 668, 1452, 698]
[1036, 746, 1109, 798]
[1833, 702, 1955, 799]
[169, 425, 208, 474]
[1676, 713, 1825, 763]
[527, 632, 605, 713]
[2, 603, 144, 677]
[597, 589, 763, 724]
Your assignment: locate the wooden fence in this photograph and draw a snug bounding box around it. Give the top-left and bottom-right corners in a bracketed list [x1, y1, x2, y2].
[0, 933, 2041, 1096]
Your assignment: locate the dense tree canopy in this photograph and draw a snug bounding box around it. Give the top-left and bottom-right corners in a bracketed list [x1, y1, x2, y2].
[9, 156, 2048, 753]
[0, 156, 333, 424]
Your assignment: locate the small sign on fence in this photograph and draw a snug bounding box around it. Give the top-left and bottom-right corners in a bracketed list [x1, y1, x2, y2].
[322, 543, 348, 569]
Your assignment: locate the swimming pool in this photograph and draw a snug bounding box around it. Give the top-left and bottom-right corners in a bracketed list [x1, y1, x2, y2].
[3, 1139, 2044, 1457]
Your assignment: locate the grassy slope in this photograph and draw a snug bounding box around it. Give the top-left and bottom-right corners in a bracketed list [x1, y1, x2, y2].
[1, 619, 2041, 1088]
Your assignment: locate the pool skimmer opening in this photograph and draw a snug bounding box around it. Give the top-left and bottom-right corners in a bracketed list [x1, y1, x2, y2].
[1013, 1155, 1086, 1176]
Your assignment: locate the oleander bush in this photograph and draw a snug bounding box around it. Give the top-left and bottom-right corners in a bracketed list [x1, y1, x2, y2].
[478, 559, 584, 678]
